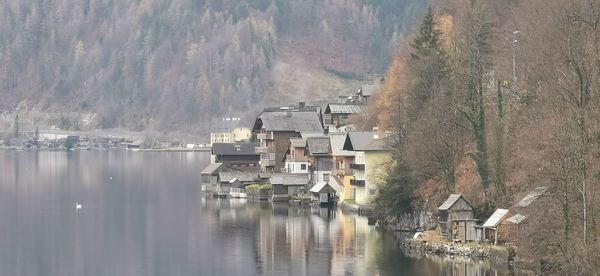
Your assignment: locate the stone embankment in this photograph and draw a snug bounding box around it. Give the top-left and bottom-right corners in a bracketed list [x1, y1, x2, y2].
[401, 239, 492, 259]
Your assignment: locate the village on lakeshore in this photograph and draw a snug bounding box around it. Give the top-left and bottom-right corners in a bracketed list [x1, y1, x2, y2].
[200, 79, 548, 249]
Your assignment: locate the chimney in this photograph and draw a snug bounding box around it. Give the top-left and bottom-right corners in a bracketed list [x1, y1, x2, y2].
[299, 102, 306, 109]
[373, 126, 380, 139]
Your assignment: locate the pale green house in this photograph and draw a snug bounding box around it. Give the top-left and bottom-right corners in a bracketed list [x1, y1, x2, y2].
[343, 132, 393, 205]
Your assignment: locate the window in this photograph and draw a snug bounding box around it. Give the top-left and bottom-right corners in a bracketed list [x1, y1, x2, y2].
[324, 173, 330, 182]
[342, 114, 349, 119]
[301, 164, 307, 170]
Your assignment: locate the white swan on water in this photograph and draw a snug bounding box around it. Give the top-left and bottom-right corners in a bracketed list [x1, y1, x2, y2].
[75, 202, 83, 212]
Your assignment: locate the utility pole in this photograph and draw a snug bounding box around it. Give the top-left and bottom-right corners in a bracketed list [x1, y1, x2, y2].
[512, 30, 520, 84]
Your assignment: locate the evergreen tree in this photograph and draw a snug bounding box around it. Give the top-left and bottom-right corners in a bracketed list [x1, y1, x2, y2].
[410, 6, 442, 60]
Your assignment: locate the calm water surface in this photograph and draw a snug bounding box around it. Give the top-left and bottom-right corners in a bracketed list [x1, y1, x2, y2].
[0, 151, 509, 276]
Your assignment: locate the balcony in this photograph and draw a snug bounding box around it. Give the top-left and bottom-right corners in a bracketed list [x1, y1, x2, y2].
[349, 163, 365, 170]
[350, 179, 366, 186]
[261, 159, 276, 167]
[333, 168, 354, 176]
[257, 132, 274, 140]
[260, 153, 276, 167]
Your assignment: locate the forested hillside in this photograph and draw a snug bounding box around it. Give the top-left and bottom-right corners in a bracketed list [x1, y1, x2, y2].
[370, 0, 600, 273]
[0, 0, 425, 133]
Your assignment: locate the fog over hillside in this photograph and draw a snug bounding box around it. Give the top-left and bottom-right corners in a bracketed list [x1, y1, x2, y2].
[0, 0, 425, 134]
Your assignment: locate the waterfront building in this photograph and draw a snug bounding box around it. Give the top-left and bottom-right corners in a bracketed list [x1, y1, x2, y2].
[343, 131, 392, 205]
[252, 103, 324, 173]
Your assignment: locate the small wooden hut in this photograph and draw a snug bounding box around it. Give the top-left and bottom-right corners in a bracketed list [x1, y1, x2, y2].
[477, 208, 511, 245]
[438, 194, 476, 242]
[310, 179, 342, 206]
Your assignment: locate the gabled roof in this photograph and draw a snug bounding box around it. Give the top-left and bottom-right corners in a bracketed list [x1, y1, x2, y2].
[324, 104, 367, 114]
[289, 138, 306, 148]
[343, 132, 393, 151]
[218, 171, 260, 182]
[201, 163, 224, 175]
[482, 209, 510, 228]
[307, 137, 329, 155]
[212, 143, 258, 156]
[438, 194, 473, 211]
[515, 187, 548, 207]
[310, 180, 342, 193]
[252, 111, 323, 133]
[329, 133, 355, 157]
[269, 173, 309, 186]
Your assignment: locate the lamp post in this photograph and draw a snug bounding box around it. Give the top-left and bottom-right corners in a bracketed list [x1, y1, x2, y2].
[512, 30, 520, 84]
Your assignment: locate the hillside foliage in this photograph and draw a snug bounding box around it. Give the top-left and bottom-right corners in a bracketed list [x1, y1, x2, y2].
[0, 0, 425, 132]
[373, 0, 600, 273]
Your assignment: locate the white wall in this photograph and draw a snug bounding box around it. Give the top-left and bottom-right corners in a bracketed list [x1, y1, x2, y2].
[285, 161, 310, 174]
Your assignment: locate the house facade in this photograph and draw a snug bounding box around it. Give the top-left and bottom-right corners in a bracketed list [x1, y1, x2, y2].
[252, 106, 323, 173]
[306, 136, 333, 185]
[343, 132, 392, 205]
[212, 143, 260, 171]
[284, 138, 310, 174]
[323, 104, 366, 128]
[329, 133, 355, 202]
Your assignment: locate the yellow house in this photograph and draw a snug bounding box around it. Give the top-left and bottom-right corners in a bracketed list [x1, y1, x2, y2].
[342, 132, 392, 205]
[231, 127, 252, 142]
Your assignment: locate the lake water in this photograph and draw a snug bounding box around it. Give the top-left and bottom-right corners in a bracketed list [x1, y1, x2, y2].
[0, 151, 510, 276]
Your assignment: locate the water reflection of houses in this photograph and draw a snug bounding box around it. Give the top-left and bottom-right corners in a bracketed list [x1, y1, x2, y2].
[253, 207, 379, 276]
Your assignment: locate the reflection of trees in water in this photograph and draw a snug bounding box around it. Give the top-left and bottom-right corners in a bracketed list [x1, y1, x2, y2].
[199, 199, 507, 276]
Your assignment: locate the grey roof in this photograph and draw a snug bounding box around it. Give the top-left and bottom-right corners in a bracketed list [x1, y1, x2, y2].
[506, 213, 527, 224]
[329, 133, 355, 156]
[269, 173, 309, 186]
[289, 138, 306, 148]
[325, 104, 367, 114]
[438, 194, 463, 210]
[360, 84, 379, 96]
[310, 180, 342, 193]
[482, 209, 510, 228]
[218, 171, 260, 182]
[201, 163, 224, 175]
[212, 143, 257, 156]
[253, 111, 323, 132]
[307, 137, 329, 155]
[343, 132, 393, 151]
[515, 187, 548, 207]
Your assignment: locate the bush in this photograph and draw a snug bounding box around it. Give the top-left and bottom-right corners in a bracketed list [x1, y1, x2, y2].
[245, 184, 261, 191]
[258, 184, 272, 191]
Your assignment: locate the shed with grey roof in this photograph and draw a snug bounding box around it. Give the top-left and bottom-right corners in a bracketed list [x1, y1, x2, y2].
[437, 194, 475, 242]
[217, 171, 261, 194]
[477, 209, 511, 245]
[201, 163, 225, 194]
[270, 173, 309, 199]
